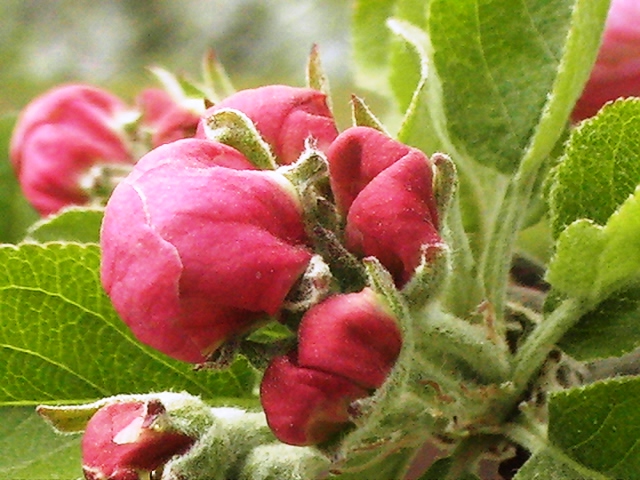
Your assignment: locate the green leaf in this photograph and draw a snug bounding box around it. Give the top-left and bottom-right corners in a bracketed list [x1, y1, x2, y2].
[0, 243, 256, 405]
[0, 406, 81, 480]
[559, 288, 640, 361]
[25, 206, 104, 243]
[417, 457, 480, 479]
[426, 0, 610, 173]
[352, 0, 398, 91]
[547, 377, 640, 479]
[548, 99, 640, 237]
[514, 448, 608, 480]
[547, 186, 640, 299]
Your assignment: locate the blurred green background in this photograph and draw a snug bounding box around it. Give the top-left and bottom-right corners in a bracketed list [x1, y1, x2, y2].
[0, 0, 363, 243]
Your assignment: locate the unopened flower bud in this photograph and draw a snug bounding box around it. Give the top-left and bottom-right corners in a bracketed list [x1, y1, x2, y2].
[198, 85, 338, 164]
[10, 84, 134, 215]
[573, 0, 640, 121]
[101, 138, 313, 363]
[137, 88, 200, 147]
[82, 399, 195, 480]
[328, 127, 442, 287]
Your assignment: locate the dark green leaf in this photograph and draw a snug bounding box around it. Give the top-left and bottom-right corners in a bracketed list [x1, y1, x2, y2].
[548, 377, 640, 479]
[559, 288, 640, 361]
[548, 99, 640, 237]
[426, 0, 610, 172]
[0, 406, 81, 480]
[0, 243, 256, 405]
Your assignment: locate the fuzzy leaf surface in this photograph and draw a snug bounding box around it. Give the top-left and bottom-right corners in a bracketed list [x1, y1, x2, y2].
[0, 243, 256, 405]
[0, 406, 81, 479]
[545, 377, 640, 479]
[547, 186, 640, 299]
[426, 0, 610, 172]
[548, 99, 640, 237]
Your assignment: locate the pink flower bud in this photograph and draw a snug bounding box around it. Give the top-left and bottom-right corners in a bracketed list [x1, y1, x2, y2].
[573, 0, 640, 121]
[10, 84, 133, 215]
[297, 288, 402, 390]
[260, 353, 369, 446]
[82, 400, 195, 480]
[198, 85, 338, 164]
[328, 127, 441, 287]
[101, 138, 313, 363]
[137, 88, 200, 147]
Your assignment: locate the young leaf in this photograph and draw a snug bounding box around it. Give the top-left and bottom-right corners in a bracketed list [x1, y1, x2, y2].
[426, 0, 610, 173]
[25, 206, 104, 243]
[547, 185, 640, 300]
[547, 99, 640, 237]
[514, 448, 610, 480]
[0, 406, 81, 480]
[547, 377, 640, 478]
[0, 243, 256, 405]
[558, 288, 640, 361]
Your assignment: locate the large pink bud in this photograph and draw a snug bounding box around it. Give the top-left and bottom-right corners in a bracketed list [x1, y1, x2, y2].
[82, 399, 195, 480]
[136, 88, 200, 147]
[328, 127, 441, 287]
[573, 0, 640, 121]
[260, 289, 402, 446]
[101, 138, 313, 363]
[10, 84, 133, 215]
[198, 85, 338, 164]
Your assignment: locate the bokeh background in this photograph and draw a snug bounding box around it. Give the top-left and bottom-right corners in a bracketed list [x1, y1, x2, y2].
[0, 0, 372, 243]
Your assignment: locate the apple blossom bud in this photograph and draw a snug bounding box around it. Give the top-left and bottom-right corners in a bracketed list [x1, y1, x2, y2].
[573, 0, 640, 121]
[260, 352, 369, 446]
[260, 289, 402, 446]
[101, 138, 313, 363]
[81, 399, 195, 480]
[137, 88, 200, 147]
[328, 127, 442, 287]
[198, 85, 338, 164]
[10, 84, 134, 215]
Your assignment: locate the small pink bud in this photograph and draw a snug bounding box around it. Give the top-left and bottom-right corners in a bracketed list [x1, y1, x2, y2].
[137, 88, 200, 147]
[82, 400, 194, 480]
[328, 127, 441, 287]
[573, 0, 640, 121]
[260, 353, 369, 446]
[10, 84, 133, 215]
[101, 138, 313, 363]
[297, 288, 402, 390]
[198, 85, 338, 164]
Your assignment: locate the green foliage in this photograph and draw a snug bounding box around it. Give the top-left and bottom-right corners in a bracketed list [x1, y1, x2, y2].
[559, 288, 640, 361]
[0, 407, 81, 480]
[547, 377, 640, 479]
[25, 207, 104, 244]
[0, 243, 256, 405]
[548, 99, 640, 237]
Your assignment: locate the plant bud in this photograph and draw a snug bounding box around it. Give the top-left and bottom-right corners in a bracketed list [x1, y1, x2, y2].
[573, 0, 640, 121]
[297, 288, 402, 390]
[10, 84, 134, 215]
[136, 88, 200, 147]
[81, 399, 195, 480]
[328, 127, 441, 287]
[101, 138, 313, 363]
[198, 85, 338, 164]
[260, 352, 369, 446]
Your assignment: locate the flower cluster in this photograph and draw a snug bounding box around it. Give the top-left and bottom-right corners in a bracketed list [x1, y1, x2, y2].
[93, 84, 445, 447]
[10, 84, 200, 215]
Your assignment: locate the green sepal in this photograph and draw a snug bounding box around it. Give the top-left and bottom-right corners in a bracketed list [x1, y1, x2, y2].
[204, 108, 277, 170]
[306, 44, 332, 112]
[350, 94, 389, 134]
[238, 443, 330, 480]
[201, 49, 236, 103]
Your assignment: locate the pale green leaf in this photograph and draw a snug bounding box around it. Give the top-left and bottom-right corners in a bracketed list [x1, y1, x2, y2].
[546, 377, 640, 479]
[548, 99, 640, 237]
[0, 243, 256, 405]
[0, 406, 81, 480]
[25, 206, 104, 243]
[514, 448, 609, 480]
[426, 0, 610, 173]
[547, 185, 640, 299]
[559, 288, 640, 361]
